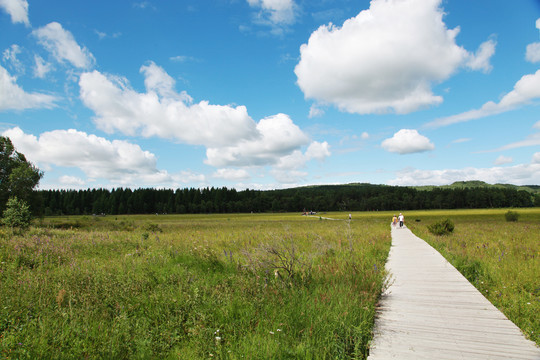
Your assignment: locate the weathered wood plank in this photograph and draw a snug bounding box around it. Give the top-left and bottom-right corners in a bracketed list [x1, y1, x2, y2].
[368, 227, 540, 360]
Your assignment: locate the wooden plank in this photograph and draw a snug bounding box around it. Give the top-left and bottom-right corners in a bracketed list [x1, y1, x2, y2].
[368, 227, 540, 360]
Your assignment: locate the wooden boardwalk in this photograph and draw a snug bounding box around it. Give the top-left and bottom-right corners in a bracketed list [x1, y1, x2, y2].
[368, 226, 540, 360]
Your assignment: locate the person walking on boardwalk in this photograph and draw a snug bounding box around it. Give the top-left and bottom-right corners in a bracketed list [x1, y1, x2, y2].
[392, 214, 398, 227]
[398, 213, 404, 228]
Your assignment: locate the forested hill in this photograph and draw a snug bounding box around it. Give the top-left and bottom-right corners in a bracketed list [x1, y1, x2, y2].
[38, 182, 539, 216]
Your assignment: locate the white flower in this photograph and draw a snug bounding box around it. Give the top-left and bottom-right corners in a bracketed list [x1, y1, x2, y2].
[269, 331, 274, 335]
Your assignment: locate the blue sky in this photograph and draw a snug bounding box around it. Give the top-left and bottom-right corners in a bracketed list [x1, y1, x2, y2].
[1, 0, 539, 190]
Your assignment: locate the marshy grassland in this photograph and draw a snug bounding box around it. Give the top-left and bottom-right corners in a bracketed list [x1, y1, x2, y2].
[0, 213, 391, 359]
[1, 209, 538, 358]
[407, 208, 540, 346]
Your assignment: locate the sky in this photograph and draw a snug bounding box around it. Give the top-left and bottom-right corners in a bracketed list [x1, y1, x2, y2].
[1, 0, 539, 191]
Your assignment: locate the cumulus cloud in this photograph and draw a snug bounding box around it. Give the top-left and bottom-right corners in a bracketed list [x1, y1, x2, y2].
[426, 69, 540, 128]
[305, 141, 330, 161]
[80, 63, 327, 178]
[295, 0, 492, 115]
[389, 162, 540, 186]
[525, 18, 540, 63]
[0, 0, 29, 26]
[0, 64, 57, 110]
[381, 129, 435, 154]
[33, 22, 95, 69]
[3, 127, 171, 184]
[79, 64, 258, 147]
[247, 0, 296, 27]
[526, 43, 540, 63]
[80, 62, 329, 183]
[204, 113, 310, 167]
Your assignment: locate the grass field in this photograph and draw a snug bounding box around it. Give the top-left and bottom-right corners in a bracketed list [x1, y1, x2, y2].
[0, 213, 391, 359]
[1, 209, 538, 358]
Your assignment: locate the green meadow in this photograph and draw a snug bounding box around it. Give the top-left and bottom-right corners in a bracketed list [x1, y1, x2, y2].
[0, 213, 391, 359]
[0, 209, 538, 358]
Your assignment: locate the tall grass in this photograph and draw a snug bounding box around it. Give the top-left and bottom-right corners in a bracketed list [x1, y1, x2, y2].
[0, 213, 390, 359]
[407, 208, 540, 346]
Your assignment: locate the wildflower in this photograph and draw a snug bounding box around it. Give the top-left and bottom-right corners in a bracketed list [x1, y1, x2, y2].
[277, 329, 282, 332]
[215, 336, 222, 343]
[269, 331, 274, 335]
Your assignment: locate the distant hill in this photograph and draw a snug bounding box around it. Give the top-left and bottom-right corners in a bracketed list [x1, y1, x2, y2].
[414, 181, 540, 194]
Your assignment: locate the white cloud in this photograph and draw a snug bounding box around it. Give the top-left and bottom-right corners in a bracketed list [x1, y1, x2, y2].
[59, 175, 86, 186]
[389, 162, 540, 186]
[526, 43, 540, 63]
[79, 65, 258, 147]
[305, 141, 330, 161]
[169, 55, 197, 63]
[3, 127, 171, 185]
[381, 129, 435, 154]
[79, 63, 329, 183]
[33, 22, 95, 69]
[2, 44, 24, 73]
[295, 0, 491, 115]
[0, 0, 29, 26]
[533, 152, 540, 164]
[0, 64, 57, 110]
[361, 132, 369, 140]
[247, 0, 296, 26]
[270, 168, 308, 184]
[465, 39, 496, 73]
[308, 103, 324, 118]
[426, 69, 540, 128]
[204, 113, 310, 167]
[494, 155, 512, 165]
[172, 171, 206, 185]
[33, 54, 53, 78]
[212, 168, 251, 181]
[495, 132, 540, 151]
[452, 138, 471, 144]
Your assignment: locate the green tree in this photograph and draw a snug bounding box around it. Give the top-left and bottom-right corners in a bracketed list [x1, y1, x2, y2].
[0, 136, 43, 214]
[2, 196, 31, 230]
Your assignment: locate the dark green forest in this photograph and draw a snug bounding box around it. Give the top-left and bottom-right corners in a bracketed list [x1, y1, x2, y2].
[38, 182, 539, 216]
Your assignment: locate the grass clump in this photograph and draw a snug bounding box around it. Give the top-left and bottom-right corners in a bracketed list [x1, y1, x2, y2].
[504, 210, 520, 222]
[427, 218, 454, 235]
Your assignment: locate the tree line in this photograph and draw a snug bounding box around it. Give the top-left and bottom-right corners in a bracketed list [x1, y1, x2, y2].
[0, 135, 538, 219]
[38, 184, 538, 216]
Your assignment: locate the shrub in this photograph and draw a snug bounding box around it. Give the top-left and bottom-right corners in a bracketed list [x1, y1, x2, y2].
[504, 210, 519, 222]
[2, 196, 31, 230]
[427, 218, 454, 236]
[143, 222, 162, 233]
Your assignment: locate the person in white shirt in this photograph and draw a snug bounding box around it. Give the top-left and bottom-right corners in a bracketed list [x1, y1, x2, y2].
[398, 213, 404, 228]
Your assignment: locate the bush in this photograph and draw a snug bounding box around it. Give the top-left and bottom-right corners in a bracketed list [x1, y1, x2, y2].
[427, 218, 454, 236]
[504, 210, 519, 222]
[2, 196, 31, 230]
